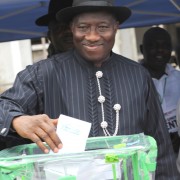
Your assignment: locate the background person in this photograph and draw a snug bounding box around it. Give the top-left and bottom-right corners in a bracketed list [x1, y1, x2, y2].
[140, 27, 180, 154]
[0, 0, 179, 178]
[35, 0, 73, 57]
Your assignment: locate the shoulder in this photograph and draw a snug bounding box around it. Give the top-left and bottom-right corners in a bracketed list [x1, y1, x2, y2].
[112, 52, 150, 76]
[25, 50, 73, 73]
[112, 52, 144, 67]
[37, 50, 73, 66]
[166, 64, 180, 78]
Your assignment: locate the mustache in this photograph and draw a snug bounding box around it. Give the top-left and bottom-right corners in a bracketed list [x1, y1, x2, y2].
[82, 41, 103, 46]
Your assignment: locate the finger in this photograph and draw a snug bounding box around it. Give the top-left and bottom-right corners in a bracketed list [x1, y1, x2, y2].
[44, 125, 63, 149]
[35, 128, 60, 153]
[43, 115, 58, 127]
[52, 119, 58, 126]
[41, 118, 62, 148]
[41, 114, 57, 128]
[31, 133, 49, 154]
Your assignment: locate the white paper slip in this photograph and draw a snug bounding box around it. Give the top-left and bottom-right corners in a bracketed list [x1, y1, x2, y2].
[56, 114, 92, 153]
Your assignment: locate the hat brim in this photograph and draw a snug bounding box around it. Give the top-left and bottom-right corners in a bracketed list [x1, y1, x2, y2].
[56, 6, 131, 24]
[35, 14, 56, 26]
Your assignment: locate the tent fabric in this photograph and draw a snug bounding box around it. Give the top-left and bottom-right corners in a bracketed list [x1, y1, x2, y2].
[121, 0, 180, 28]
[0, 0, 49, 42]
[0, 0, 180, 42]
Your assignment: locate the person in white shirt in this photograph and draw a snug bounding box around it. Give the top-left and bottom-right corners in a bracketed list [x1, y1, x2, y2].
[140, 27, 180, 154]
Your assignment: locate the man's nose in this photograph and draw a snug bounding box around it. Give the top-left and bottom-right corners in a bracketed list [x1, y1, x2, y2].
[85, 28, 101, 41]
[157, 46, 164, 52]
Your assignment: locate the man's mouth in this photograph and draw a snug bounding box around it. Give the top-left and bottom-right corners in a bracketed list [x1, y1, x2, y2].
[82, 42, 103, 50]
[83, 44, 102, 51]
[155, 55, 165, 62]
[156, 55, 163, 59]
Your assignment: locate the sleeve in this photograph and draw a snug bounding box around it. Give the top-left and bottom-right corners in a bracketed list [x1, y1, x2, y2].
[144, 75, 180, 179]
[0, 64, 44, 137]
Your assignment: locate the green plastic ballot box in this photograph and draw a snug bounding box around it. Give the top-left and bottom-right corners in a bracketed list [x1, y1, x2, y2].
[0, 133, 157, 180]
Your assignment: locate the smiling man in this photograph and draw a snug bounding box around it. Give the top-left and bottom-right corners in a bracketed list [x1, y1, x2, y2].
[70, 11, 118, 67]
[140, 27, 180, 155]
[140, 27, 172, 79]
[0, 0, 179, 179]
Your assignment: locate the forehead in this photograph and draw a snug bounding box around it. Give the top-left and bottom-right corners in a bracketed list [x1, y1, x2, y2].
[144, 38, 171, 49]
[72, 11, 116, 24]
[143, 30, 171, 44]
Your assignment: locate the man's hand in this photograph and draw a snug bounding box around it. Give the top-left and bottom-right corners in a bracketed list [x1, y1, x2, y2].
[12, 114, 62, 153]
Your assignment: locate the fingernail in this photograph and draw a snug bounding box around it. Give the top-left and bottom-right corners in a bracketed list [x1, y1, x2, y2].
[54, 147, 59, 153]
[44, 149, 49, 154]
[58, 144, 63, 149]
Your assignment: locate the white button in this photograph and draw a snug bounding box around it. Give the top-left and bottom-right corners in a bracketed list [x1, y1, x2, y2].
[113, 104, 121, 111]
[98, 95, 105, 103]
[96, 71, 103, 78]
[101, 121, 108, 128]
[1, 128, 7, 134]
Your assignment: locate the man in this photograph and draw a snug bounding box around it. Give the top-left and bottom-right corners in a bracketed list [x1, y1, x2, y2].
[140, 27, 180, 154]
[0, 0, 179, 178]
[35, 0, 73, 57]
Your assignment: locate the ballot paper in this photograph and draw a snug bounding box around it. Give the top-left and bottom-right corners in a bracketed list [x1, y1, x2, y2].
[56, 114, 92, 153]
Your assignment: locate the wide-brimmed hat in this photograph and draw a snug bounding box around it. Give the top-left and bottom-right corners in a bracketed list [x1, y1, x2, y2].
[35, 0, 73, 26]
[56, 0, 131, 24]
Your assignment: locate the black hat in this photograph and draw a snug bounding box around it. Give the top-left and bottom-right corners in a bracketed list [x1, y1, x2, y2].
[36, 0, 73, 26]
[56, 0, 131, 24]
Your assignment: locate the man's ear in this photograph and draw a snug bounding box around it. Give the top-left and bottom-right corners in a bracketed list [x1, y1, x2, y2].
[140, 44, 143, 54]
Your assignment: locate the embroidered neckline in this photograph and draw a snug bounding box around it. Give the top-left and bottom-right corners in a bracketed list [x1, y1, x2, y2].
[96, 71, 121, 136]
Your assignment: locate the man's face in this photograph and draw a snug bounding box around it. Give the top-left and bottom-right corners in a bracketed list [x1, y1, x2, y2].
[142, 34, 172, 70]
[71, 11, 119, 67]
[48, 21, 74, 53]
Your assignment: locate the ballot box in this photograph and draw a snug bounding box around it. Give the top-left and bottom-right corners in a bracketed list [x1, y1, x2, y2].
[0, 133, 157, 180]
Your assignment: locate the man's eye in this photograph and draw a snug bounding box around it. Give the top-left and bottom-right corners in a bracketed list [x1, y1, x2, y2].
[98, 26, 109, 32]
[162, 44, 171, 49]
[78, 26, 88, 31]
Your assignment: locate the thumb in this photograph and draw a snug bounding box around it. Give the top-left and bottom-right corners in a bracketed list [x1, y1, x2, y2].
[52, 119, 59, 127]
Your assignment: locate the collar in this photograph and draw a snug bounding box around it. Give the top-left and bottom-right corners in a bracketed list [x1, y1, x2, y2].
[73, 49, 114, 69]
[165, 63, 176, 75]
[152, 63, 176, 81]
